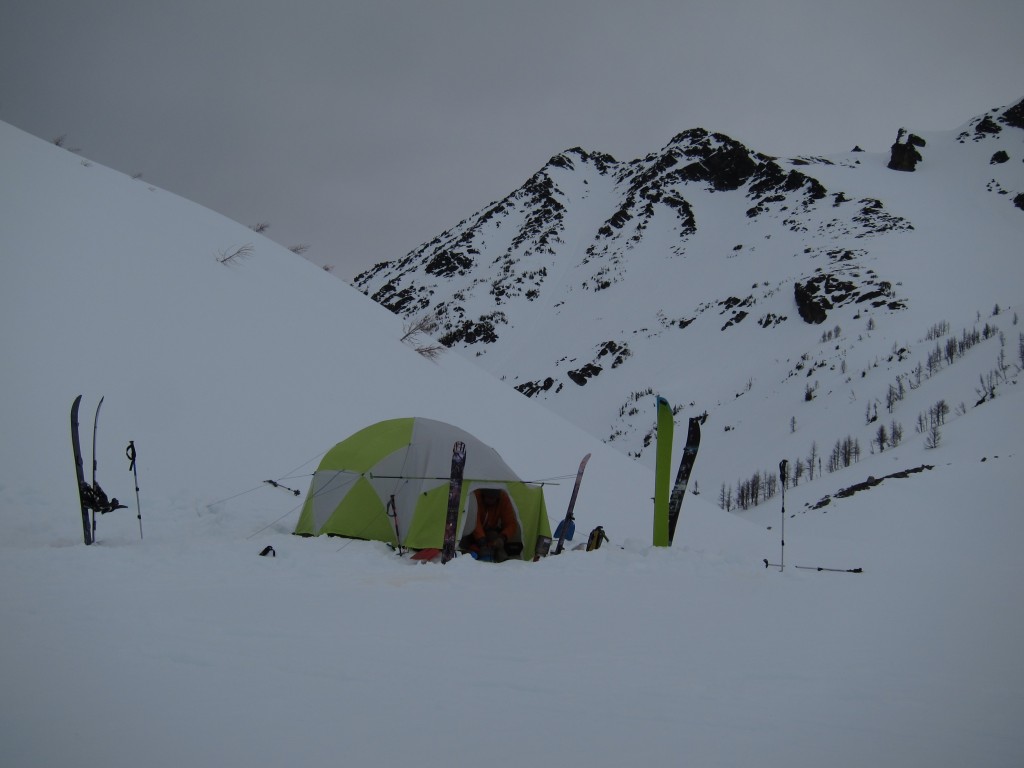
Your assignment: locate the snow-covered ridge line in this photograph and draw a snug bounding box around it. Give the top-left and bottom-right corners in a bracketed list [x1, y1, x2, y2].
[353, 99, 1024, 493]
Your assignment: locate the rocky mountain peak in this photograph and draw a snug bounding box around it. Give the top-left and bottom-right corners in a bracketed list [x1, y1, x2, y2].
[354, 101, 1022, 469]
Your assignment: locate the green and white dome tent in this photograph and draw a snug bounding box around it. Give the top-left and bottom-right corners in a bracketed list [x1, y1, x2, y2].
[294, 417, 551, 560]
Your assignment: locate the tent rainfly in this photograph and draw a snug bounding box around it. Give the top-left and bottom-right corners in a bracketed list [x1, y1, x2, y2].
[294, 418, 551, 560]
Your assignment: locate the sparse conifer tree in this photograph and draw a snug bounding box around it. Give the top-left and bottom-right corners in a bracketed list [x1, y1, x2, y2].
[750, 472, 761, 506]
[890, 421, 903, 447]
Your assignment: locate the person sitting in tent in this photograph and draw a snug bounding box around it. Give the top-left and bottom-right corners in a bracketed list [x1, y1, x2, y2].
[470, 488, 518, 563]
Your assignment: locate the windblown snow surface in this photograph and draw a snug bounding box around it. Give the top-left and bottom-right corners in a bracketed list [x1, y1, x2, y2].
[1, 118, 1022, 767]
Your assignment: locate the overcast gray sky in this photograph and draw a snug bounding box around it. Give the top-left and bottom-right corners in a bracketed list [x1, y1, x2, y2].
[2, 0, 1021, 278]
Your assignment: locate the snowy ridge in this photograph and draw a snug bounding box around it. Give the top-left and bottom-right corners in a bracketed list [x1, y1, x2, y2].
[2, 102, 1023, 768]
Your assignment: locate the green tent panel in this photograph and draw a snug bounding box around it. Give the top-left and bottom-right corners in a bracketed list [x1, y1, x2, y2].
[294, 418, 551, 560]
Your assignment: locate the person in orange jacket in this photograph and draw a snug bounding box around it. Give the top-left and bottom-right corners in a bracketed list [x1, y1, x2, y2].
[471, 488, 518, 562]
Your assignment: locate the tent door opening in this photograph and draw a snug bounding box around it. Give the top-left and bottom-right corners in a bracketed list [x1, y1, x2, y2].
[460, 487, 524, 561]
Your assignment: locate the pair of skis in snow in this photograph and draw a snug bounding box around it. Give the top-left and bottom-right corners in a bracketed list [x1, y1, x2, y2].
[654, 396, 703, 547]
[70, 395, 136, 545]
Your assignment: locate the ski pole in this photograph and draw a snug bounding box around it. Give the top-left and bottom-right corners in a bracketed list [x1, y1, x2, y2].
[778, 459, 787, 572]
[765, 559, 863, 574]
[386, 494, 404, 555]
[794, 565, 863, 574]
[263, 479, 301, 496]
[126, 441, 143, 539]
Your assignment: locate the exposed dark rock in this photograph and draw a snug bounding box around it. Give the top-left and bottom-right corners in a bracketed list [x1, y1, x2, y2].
[660, 194, 696, 232]
[791, 270, 889, 323]
[833, 465, 933, 498]
[758, 313, 786, 328]
[437, 314, 505, 346]
[1014, 193, 1024, 212]
[748, 161, 827, 209]
[567, 363, 602, 386]
[372, 283, 418, 313]
[674, 137, 759, 191]
[852, 198, 912, 234]
[353, 260, 393, 289]
[608, 208, 633, 229]
[1001, 98, 1024, 129]
[547, 153, 574, 170]
[515, 377, 555, 398]
[794, 280, 829, 324]
[721, 311, 748, 330]
[808, 465, 933, 510]
[991, 150, 1010, 164]
[509, 171, 566, 252]
[596, 340, 631, 368]
[887, 130, 925, 171]
[425, 250, 474, 277]
[975, 115, 1002, 136]
[719, 296, 746, 312]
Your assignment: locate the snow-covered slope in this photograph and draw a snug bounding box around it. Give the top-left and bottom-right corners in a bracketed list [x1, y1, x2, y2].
[1, 113, 1023, 768]
[0, 118, 650, 546]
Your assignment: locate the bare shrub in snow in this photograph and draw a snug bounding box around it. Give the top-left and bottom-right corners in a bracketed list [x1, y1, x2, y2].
[216, 243, 255, 265]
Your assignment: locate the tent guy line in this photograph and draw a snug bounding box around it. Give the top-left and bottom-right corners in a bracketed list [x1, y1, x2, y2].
[364, 473, 566, 486]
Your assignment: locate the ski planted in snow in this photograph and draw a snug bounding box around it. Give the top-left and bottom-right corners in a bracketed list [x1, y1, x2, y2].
[90, 396, 104, 541]
[653, 396, 674, 547]
[667, 416, 702, 545]
[71, 395, 92, 545]
[554, 453, 591, 555]
[440, 441, 467, 564]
